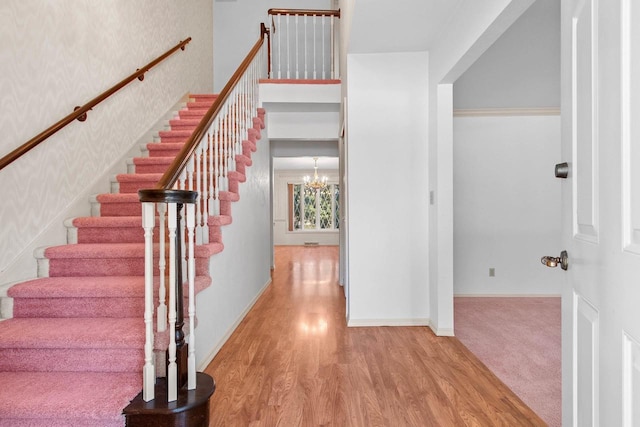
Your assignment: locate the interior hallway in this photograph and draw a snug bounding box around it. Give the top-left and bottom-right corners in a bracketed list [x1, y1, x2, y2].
[204, 246, 545, 426]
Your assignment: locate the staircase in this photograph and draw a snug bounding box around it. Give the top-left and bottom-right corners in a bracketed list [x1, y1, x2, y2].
[0, 94, 265, 426]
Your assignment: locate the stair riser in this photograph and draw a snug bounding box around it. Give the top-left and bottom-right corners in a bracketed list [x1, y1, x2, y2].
[13, 296, 197, 319]
[169, 123, 198, 131]
[147, 147, 183, 158]
[77, 227, 145, 244]
[117, 180, 160, 194]
[178, 110, 207, 120]
[75, 226, 212, 244]
[47, 258, 209, 277]
[97, 202, 142, 217]
[0, 348, 143, 373]
[13, 297, 144, 318]
[134, 164, 170, 174]
[159, 136, 190, 143]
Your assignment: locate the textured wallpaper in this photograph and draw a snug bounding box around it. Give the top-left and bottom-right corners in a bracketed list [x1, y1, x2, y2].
[0, 0, 213, 277]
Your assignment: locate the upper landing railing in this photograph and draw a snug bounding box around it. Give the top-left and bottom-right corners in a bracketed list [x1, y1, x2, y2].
[267, 8, 341, 80]
[0, 38, 192, 171]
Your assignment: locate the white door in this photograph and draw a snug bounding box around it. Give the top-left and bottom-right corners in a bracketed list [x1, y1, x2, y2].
[561, 0, 640, 425]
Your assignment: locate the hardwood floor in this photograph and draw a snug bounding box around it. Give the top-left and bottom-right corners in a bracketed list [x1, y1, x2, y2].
[204, 246, 545, 426]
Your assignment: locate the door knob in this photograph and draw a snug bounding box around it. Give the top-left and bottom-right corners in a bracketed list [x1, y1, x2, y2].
[541, 250, 568, 270]
[555, 162, 569, 178]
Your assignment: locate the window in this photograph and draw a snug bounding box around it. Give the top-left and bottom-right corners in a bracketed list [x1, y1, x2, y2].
[288, 183, 339, 231]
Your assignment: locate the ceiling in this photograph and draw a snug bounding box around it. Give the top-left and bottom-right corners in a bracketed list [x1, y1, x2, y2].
[347, 0, 465, 54]
[273, 156, 339, 171]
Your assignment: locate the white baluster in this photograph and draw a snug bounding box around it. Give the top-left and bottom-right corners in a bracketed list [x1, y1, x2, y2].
[186, 157, 195, 191]
[277, 14, 282, 79]
[221, 110, 227, 188]
[186, 203, 197, 390]
[208, 133, 215, 216]
[194, 149, 203, 244]
[322, 15, 326, 79]
[227, 107, 235, 178]
[200, 140, 209, 244]
[233, 95, 239, 162]
[167, 202, 178, 402]
[142, 202, 156, 402]
[238, 91, 243, 157]
[295, 14, 299, 79]
[313, 15, 317, 79]
[304, 15, 308, 79]
[286, 14, 290, 78]
[213, 128, 220, 215]
[157, 203, 167, 332]
[331, 15, 336, 79]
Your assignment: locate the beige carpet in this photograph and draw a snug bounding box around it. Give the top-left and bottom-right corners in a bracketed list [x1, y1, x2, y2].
[454, 297, 561, 427]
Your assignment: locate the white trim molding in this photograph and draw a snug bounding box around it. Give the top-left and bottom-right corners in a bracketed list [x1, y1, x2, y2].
[347, 318, 431, 327]
[453, 107, 560, 117]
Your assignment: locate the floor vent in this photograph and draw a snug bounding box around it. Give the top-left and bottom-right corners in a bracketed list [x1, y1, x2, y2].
[304, 242, 320, 246]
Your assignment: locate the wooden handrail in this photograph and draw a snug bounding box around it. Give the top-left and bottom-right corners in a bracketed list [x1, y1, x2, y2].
[268, 8, 340, 18]
[0, 37, 192, 171]
[156, 27, 268, 189]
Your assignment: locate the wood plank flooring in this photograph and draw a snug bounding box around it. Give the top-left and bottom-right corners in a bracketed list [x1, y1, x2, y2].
[204, 246, 546, 426]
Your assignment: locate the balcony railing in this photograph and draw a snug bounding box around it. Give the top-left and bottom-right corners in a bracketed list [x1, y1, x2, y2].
[267, 8, 341, 80]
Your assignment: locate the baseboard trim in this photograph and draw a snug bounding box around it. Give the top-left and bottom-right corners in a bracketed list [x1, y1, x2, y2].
[430, 325, 455, 337]
[347, 318, 431, 327]
[454, 294, 561, 298]
[197, 278, 272, 371]
[453, 107, 560, 117]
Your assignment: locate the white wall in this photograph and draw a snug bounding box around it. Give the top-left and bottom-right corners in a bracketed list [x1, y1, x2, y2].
[196, 132, 272, 367]
[213, 0, 332, 90]
[427, 0, 535, 335]
[453, 114, 562, 295]
[273, 170, 339, 246]
[451, 0, 561, 296]
[346, 51, 430, 326]
[453, 0, 560, 109]
[0, 0, 213, 284]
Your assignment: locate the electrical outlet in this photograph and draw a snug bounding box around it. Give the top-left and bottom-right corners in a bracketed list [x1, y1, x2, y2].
[429, 191, 435, 205]
[489, 268, 495, 277]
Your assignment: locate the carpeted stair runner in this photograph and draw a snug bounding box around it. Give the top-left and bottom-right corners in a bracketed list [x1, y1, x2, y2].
[0, 94, 265, 426]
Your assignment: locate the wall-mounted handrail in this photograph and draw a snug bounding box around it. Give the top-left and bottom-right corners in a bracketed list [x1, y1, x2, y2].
[156, 27, 267, 189]
[0, 37, 192, 171]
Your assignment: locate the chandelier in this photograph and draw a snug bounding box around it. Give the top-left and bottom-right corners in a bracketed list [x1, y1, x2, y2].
[304, 157, 328, 190]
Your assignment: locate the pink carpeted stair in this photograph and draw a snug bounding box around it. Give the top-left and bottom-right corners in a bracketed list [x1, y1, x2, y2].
[0, 94, 266, 426]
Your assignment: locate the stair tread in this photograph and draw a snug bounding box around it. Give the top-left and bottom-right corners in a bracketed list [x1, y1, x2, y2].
[0, 371, 139, 422]
[0, 317, 143, 349]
